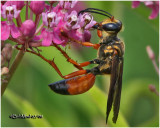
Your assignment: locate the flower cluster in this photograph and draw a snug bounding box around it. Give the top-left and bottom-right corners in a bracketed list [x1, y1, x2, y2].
[1, 1, 96, 48]
[132, 1, 159, 19]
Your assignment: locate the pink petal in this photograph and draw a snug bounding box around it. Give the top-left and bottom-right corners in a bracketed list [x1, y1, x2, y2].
[85, 21, 97, 30]
[149, 6, 159, 19]
[132, 1, 140, 8]
[83, 30, 91, 42]
[33, 35, 40, 41]
[41, 29, 52, 46]
[68, 30, 79, 40]
[52, 32, 65, 45]
[75, 29, 84, 41]
[64, 2, 70, 10]
[42, 12, 48, 26]
[144, 1, 154, 7]
[1, 5, 7, 19]
[71, 1, 77, 8]
[10, 23, 21, 38]
[1, 21, 10, 40]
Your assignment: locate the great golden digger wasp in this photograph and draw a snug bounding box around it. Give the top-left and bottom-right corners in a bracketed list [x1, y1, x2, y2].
[49, 8, 124, 124]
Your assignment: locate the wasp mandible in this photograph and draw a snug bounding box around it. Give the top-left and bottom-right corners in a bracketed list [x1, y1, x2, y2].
[49, 8, 124, 124]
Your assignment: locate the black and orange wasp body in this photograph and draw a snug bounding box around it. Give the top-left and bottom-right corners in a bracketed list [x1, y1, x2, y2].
[49, 8, 124, 124]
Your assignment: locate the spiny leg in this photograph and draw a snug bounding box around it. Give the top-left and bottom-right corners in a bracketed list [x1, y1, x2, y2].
[52, 43, 83, 70]
[64, 69, 90, 79]
[16, 45, 101, 79]
[53, 42, 101, 69]
[16, 46, 65, 78]
[69, 37, 100, 50]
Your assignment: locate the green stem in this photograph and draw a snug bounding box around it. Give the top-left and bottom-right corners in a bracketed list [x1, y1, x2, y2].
[1, 50, 25, 96]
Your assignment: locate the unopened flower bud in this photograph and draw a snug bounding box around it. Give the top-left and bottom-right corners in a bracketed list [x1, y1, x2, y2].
[2, 43, 13, 62]
[149, 84, 159, 96]
[149, 84, 156, 92]
[146, 45, 155, 60]
[1, 54, 5, 66]
[84, 30, 91, 42]
[21, 20, 36, 38]
[1, 67, 9, 75]
[30, 1, 45, 15]
[5, 1, 25, 10]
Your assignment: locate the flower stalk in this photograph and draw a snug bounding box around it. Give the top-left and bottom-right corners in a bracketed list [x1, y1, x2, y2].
[26, 1, 28, 20]
[1, 49, 25, 96]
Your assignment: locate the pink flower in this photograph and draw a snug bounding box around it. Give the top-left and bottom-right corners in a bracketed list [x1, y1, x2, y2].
[64, 11, 80, 30]
[144, 1, 159, 19]
[1, 5, 21, 21]
[41, 12, 64, 46]
[1, 5, 21, 40]
[54, 0, 78, 17]
[132, 1, 140, 8]
[5, 1, 25, 10]
[30, 1, 45, 15]
[78, 13, 96, 29]
[59, 0, 77, 10]
[75, 13, 96, 42]
[55, 11, 82, 46]
[1, 21, 20, 40]
[42, 12, 61, 28]
[75, 29, 91, 42]
[132, 1, 159, 19]
[41, 28, 65, 46]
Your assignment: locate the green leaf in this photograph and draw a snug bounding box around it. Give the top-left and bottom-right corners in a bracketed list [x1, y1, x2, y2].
[3, 89, 51, 127]
[88, 86, 129, 127]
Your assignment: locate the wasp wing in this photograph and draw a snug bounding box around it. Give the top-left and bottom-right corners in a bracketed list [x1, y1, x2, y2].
[106, 55, 119, 124]
[112, 58, 123, 123]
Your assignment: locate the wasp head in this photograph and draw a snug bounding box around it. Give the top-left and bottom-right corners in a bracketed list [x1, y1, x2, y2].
[101, 17, 122, 34]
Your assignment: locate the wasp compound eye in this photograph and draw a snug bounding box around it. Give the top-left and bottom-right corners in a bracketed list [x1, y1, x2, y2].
[102, 23, 120, 32]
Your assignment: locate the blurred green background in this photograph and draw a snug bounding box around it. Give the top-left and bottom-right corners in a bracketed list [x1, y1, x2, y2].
[1, 1, 159, 127]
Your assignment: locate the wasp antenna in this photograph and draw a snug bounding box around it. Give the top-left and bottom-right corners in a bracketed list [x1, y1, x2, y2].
[85, 8, 112, 17]
[78, 10, 111, 18]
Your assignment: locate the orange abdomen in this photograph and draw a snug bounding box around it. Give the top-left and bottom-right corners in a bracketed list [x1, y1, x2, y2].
[49, 73, 95, 95]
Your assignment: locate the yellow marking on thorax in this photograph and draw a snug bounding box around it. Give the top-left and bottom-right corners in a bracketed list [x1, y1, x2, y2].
[104, 49, 113, 54]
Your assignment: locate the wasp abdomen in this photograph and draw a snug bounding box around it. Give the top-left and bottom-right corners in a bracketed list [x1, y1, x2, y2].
[49, 73, 95, 95]
[49, 80, 70, 95]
